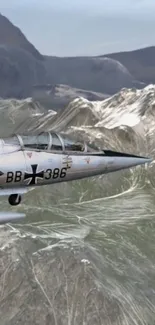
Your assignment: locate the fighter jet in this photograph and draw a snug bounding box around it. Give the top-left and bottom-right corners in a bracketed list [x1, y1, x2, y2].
[0, 131, 152, 213]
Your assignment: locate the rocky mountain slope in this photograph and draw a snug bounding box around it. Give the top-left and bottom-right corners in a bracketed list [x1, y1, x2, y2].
[3, 84, 153, 157]
[0, 13, 46, 98]
[0, 12, 146, 104]
[31, 84, 154, 142]
[32, 84, 109, 110]
[0, 86, 154, 325]
[103, 46, 155, 85]
[0, 13, 43, 60]
[44, 55, 144, 95]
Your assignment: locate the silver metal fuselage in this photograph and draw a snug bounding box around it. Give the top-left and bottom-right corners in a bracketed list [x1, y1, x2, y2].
[0, 148, 152, 189]
[0, 132, 152, 221]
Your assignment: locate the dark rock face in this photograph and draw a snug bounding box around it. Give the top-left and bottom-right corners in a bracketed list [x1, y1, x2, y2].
[102, 46, 155, 85]
[0, 12, 152, 105]
[32, 83, 109, 110]
[44, 56, 144, 95]
[0, 13, 43, 61]
[0, 13, 46, 98]
[0, 45, 46, 98]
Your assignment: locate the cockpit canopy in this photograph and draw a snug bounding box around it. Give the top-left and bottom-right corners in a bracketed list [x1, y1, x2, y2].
[0, 132, 97, 154]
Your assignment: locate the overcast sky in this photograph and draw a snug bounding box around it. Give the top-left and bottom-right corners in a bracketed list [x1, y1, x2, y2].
[0, 0, 155, 56]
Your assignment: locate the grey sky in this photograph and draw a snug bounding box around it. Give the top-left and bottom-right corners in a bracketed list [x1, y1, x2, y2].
[0, 0, 155, 56]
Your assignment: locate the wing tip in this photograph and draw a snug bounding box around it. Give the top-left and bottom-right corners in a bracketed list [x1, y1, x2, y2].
[0, 212, 26, 224]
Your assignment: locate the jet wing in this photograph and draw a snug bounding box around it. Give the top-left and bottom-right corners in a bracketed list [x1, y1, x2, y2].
[0, 212, 25, 224]
[0, 188, 29, 224]
[0, 188, 32, 196]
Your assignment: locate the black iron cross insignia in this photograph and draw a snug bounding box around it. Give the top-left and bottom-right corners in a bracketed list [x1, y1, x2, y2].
[24, 164, 44, 185]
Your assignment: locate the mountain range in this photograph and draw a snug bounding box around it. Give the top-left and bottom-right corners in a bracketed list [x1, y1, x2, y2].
[0, 12, 154, 109]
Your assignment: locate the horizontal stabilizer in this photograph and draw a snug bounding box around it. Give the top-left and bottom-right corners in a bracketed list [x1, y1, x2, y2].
[0, 212, 25, 224]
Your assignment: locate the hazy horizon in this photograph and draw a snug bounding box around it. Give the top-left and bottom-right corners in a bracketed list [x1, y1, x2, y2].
[1, 0, 155, 56]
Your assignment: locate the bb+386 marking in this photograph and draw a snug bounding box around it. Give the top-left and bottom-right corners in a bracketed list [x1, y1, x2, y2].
[5, 164, 67, 184]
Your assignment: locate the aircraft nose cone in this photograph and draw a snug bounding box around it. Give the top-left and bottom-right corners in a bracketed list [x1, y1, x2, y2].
[139, 157, 153, 164]
[101, 150, 153, 171]
[127, 156, 153, 167]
